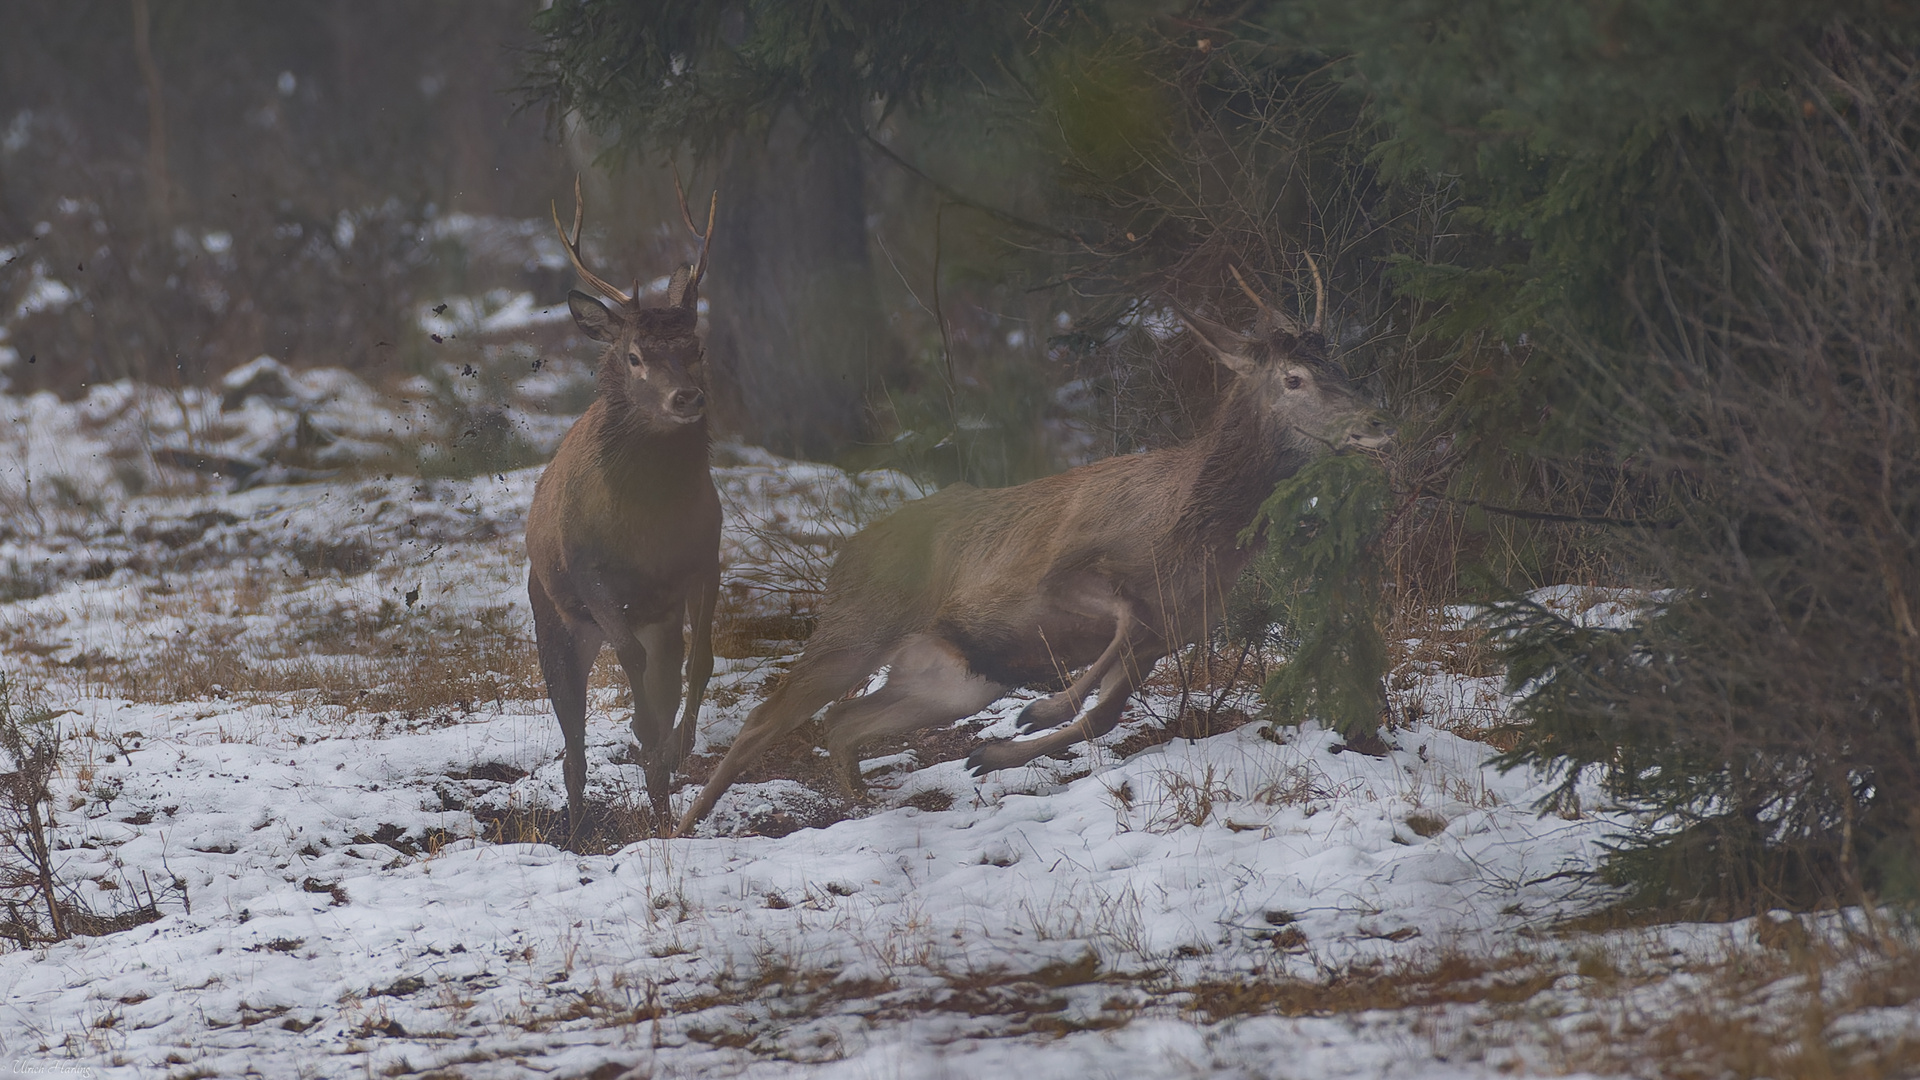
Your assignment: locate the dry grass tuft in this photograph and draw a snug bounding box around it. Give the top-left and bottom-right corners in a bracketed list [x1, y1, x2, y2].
[78, 592, 541, 719]
[1111, 703, 1257, 758]
[1146, 764, 1238, 832]
[462, 791, 670, 854]
[1438, 712, 1525, 753]
[1187, 917, 1920, 1078]
[1186, 949, 1555, 1022]
[1252, 759, 1346, 807]
[1385, 603, 1500, 681]
[1552, 919, 1920, 1080]
[669, 951, 1136, 1046]
[903, 789, 955, 813]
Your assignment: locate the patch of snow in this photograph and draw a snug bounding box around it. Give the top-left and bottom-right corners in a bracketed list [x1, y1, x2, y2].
[418, 289, 570, 339]
[0, 380, 1844, 1078]
[12, 264, 75, 318]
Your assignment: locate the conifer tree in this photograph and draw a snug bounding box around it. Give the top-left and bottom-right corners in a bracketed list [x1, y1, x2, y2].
[524, 1, 1094, 459]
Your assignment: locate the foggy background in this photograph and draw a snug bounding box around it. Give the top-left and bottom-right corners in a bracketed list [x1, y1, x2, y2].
[0, 1, 1088, 487]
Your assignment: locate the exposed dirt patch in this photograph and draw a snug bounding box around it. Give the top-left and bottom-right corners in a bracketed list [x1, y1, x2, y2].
[674, 712, 1010, 835]
[676, 721, 855, 838]
[465, 797, 668, 853]
[1184, 950, 1556, 1021]
[288, 537, 377, 576]
[1332, 731, 1393, 757]
[903, 789, 955, 812]
[673, 953, 1133, 1046]
[710, 610, 818, 660]
[130, 509, 241, 550]
[677, 718, 840, 792]
[731, 789, 844, 838]
[900, 717, 997, 767]
[1111, 705, 1257, 759]
[446, 762, 529, 784]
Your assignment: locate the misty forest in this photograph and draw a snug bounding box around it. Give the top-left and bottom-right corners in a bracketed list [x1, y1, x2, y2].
[3, 2, 1920, 1076]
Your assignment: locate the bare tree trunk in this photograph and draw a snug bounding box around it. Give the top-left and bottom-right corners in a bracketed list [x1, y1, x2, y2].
[25, 795, 62, 942]
[130, 0, 169, 226]
[706, 115, 888, 461]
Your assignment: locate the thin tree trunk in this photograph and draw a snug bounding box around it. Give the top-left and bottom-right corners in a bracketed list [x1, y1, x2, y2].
[130, 0, 169, 226]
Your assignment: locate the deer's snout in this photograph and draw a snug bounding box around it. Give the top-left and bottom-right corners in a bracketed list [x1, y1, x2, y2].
[668, 388, 706, 418]
[1347, 416, 1396, 451]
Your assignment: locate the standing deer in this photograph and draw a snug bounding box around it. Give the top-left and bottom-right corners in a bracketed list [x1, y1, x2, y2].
[677, 265, 1392, 833]
[527, 178, 720, 838]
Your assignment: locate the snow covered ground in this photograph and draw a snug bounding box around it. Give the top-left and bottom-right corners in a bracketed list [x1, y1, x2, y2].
[0, 374, 1913, 1079]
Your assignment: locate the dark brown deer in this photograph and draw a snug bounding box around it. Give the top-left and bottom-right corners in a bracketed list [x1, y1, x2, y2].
[527, 178, 720, 838]
[677, 266, 1392, 833]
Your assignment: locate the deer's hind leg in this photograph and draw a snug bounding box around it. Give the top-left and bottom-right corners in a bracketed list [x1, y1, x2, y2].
[676, 641, 887, 834]
[821, 634, 1008, 795]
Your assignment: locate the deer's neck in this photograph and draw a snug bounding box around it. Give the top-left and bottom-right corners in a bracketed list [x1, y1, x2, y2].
[1178, 391, 1309, 558]
[588, 404, 710, 489]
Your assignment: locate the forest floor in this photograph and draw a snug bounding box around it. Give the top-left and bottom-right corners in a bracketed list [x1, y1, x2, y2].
[1, 368, 1917, 1079]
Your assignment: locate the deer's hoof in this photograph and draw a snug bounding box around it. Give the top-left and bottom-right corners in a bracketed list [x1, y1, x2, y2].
[1015, 700, 1052, 733]
[672, 809, 700, 839]
[966, 741, 1011, 778]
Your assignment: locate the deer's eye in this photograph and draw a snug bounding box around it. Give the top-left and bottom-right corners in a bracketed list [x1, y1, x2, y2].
[1284, 374, 1304, 390]
[628, 353, 642, 369]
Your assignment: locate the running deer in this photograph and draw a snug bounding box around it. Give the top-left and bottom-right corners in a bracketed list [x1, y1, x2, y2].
[677, 264, 1393, 833]
[527, 178, 720, 838]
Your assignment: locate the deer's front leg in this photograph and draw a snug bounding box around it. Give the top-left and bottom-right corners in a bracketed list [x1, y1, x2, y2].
[616, 617, 684, 818]
[971, 621, 1166, 776]
[1016, 608, 1136, 732]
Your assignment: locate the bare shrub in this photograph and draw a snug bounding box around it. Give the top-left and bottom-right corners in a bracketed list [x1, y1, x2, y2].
[709, 468, 919, 656]
[0, 674, 167, 948]
[0, 674, 64, 944]
[709, 591, 817, 661]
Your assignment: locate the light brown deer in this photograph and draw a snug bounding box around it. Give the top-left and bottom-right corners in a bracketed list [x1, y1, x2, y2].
[677, 267, 1392, 833]
[527, 178, 720, 839]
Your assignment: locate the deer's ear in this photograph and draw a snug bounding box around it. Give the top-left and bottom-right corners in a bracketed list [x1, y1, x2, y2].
[1174, 307, 1256, 377]
[568, 290, 617, 342]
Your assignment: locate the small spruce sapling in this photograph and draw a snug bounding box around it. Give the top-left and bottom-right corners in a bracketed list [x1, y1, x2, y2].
[1243, 453, 1391, 740]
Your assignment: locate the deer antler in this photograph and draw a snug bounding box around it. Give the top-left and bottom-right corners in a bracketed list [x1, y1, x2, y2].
[673, 164, 718, 295]
[1301, 250, 1326, 336]
[552, 174, 632, 307]
[1230, 255, 1326, 338]
[1229, 264, 1300, 336]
